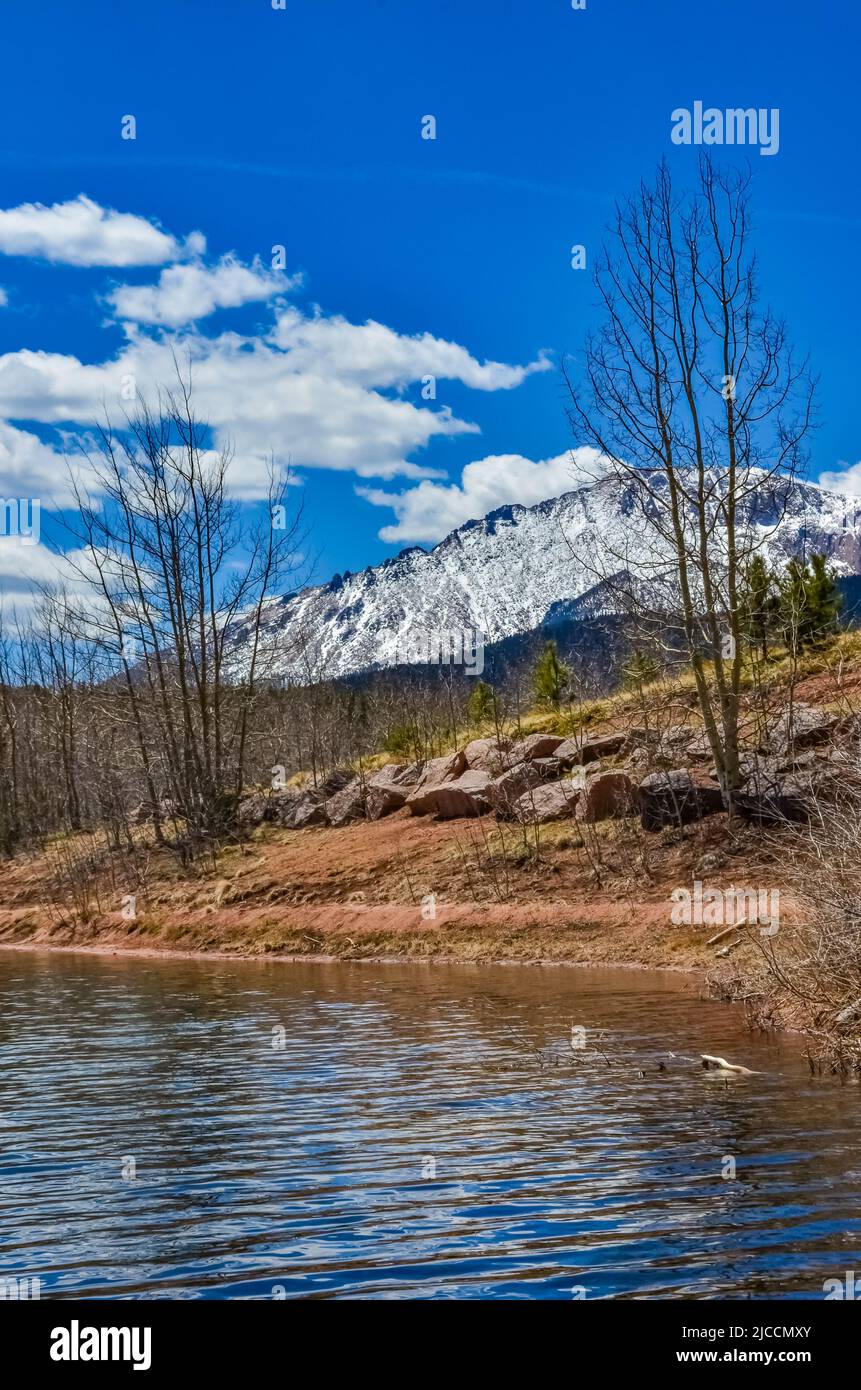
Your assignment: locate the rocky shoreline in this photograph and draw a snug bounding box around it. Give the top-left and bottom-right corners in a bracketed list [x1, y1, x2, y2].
[228, 700, 845, 836]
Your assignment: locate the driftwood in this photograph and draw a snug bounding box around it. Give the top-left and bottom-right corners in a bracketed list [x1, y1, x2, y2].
[707, 923, 739, 947]
[700, 1053, 757, 1075]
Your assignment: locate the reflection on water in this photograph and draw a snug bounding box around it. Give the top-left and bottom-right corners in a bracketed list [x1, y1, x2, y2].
[0, 950, 859, 1300]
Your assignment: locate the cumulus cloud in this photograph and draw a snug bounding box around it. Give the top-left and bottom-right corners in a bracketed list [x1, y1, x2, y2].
[270, 307, 551, 391]
[0, 420, 81, 503]
[358, 448, 608, 543]
[0, 196, 548, 502]
[0, 317, 543, 493]
[0, 195, 202, 267]
[819, 461, 861, 497]
[0, 332, 475, 494]
[0, 536, 104, 612]
[107, 255, 299, 327]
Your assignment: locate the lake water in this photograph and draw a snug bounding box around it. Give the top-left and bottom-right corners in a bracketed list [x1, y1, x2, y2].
[1, 950, 859, 1300]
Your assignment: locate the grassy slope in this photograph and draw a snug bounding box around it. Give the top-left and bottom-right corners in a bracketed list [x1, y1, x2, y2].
[0, 634, 857, 971]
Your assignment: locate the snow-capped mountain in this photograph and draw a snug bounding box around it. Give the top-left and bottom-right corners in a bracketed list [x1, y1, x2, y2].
[226, 472, 861, 684]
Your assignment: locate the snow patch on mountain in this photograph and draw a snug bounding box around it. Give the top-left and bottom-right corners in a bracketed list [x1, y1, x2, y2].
[225, 472, 861, 684]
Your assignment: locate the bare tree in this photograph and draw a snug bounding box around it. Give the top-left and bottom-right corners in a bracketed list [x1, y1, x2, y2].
[566, 157, 816, 803]
[61, 372, 303, 855]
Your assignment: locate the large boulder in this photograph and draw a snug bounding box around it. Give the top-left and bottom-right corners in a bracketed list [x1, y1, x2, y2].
[579, 770, 636, 822]
[317, 768, 356, 799]
[531, 755, 565, 780]
[364, 763, 418, 820]
[486, 761, 548, 818]
[237, 793, 270, 827]
[739, 756, 783, 799]
[708, 752, 767, 786]
[622, 746, 652, 775]
[684, 730, 715, 760]
[370, 760, 424, 788]
[405, 769, 493, 819]
[765, 702, 836, 756]
[463, 736, 512, 774]
[506, 732, 564, 764]
[736, 756, 841, 821]
[324, 777, 366, 827]
[282, 790, 329, 830]
[366, 784, 409, 820]
[365, 763, 419, 819]
[511, 778, 582, 825]
[775, 747, 830, 775]
[238, 790, 299, 827]
[554, 731, 627, 766]
[410, 749, 467, 796]
[639, 769, 723, 831]
[735, 776, 813, 824]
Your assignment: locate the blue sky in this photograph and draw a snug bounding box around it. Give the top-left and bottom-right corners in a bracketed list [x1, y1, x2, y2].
[0, 0, 859, 597]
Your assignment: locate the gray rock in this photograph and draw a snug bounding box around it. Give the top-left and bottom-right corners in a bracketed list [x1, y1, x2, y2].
[627, 723, 690, 747]
[531, 755, 565, 780]
[131, 796, 179, 825]
[463, 736, 512, 774]
[282, 790, 329, 830]
[405, 769, 493, 819]
[639, 769, 723, 831]
[775, 747, 829, 774]
[511, 778, 582, 824]
[317, 768, 356, 799]
[734, 778, 812, 824]
[766, 702, 836, 756]
[238, 791, 295, 827]
[506, 732, 564, 764]
[409, 749, 467, 799]
[685, 731, 715, 760]
[710, 753, 770, 786]
[324, 777, 366, 827]
[366, 784, 409, 820]
[369, 760, 424, 789]
[486, 761, 548, 818]
[579, 769, 636, 822]
[554, 731, 627, 765]
[364, 763, 418, 819]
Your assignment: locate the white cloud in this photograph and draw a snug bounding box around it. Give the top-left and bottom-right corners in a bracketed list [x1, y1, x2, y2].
[0, 333, 475, 491]
[270, 307, 551, 391]
[0, 316, 548, 492]
[0, 536, 68, 604]
[358, 448, 608, 542]
[0, 195, 202, 267]
[0, 420, 80, 502]
[0, 536, 112, 615]
[107, 255, 299, 327]
[0, 287, 7, 307]
[0, 197, 548, 502]
[819, 461, 861, 497]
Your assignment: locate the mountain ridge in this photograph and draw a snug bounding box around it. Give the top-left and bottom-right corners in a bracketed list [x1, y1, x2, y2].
[226, 471, 861, 685]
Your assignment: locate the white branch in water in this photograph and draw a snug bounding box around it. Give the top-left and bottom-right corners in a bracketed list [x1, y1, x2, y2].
[701, 1053, 757, 1075]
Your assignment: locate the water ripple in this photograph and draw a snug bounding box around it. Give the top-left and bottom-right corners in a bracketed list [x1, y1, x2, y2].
[0, 953, 858, 1299]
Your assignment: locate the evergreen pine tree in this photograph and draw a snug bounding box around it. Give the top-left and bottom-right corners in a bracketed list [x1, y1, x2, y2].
[739, 554, 779, 659]
[467, 679, 497, 726]
[779, 552, 841, 652]
[533, 639, 570, 709]
[805, 552, 842, 642]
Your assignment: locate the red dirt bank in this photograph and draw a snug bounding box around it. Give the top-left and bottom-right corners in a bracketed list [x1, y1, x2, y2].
[0, 804, 785, 974]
